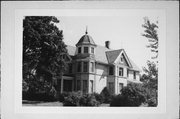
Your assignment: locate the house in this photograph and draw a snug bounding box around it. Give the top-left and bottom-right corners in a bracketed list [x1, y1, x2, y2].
[61, 30, 142, 95]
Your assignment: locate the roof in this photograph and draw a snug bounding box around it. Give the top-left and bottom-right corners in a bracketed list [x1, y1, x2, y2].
[66, 45, 140, 71]
[76, 33, 96, 46]
[106, 49, 123, 64]
[128, 59, 141, 71]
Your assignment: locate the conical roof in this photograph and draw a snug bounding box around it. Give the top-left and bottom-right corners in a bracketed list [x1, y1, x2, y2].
[76, 29, 96, 46]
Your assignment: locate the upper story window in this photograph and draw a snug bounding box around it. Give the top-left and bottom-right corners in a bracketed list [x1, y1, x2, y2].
[84, 47, 88, 53]
[127, 69, 129, 77]
[83, 62, 88, 72]
[134, 71, 136, 79]
[109, 66, 114, 75]
[90, 62, 94, 72]
[78, 47, 81, 53]
[91, 47, 94, 54]
[119, 67, 123, 76]
[77, 62, 81, 72]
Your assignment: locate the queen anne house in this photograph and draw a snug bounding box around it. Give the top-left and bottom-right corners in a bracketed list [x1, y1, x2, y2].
[61, 30, 142, 95]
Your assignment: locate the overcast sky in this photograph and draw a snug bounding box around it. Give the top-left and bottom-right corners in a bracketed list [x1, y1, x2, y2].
[56, 10, 163, 72]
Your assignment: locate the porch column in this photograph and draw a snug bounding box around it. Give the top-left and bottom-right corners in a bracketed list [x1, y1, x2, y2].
[60, 76, 63, 93]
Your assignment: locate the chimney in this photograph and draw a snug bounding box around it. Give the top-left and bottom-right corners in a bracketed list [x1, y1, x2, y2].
[105, 41, 110, 49]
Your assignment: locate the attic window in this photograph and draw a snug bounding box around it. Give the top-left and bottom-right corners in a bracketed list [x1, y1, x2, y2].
[120, 55, 123, 63]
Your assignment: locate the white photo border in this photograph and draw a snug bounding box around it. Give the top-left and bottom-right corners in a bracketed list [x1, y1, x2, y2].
[1, 1, 179, 119]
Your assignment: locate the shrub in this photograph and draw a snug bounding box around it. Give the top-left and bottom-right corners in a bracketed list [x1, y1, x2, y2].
[110, 83, 147, 107]
[100, 87, 112, 103]
[92, 93, 104, 104]
[58, 92, 70, 102]
[63, 91, 82, 106]
[79, 94, 100, 106]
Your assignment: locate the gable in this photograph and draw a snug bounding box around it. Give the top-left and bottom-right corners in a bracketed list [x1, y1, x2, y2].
[106, 49, 122, 64]
[116, 53, 129, 66]
[114, 49, 132, 68]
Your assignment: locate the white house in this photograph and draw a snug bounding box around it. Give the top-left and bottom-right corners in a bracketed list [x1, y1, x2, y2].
[61, 30, 142, 95]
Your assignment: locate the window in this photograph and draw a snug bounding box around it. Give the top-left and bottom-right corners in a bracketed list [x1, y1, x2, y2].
[84, 47, 88, 53]
[127, 69, 129, 77]
[120, 55, 123, 63]
[77, 62, 81, 72]
[134, 71, 136, 79]
[109, 66, 114, 75]
[90, 80, 93, 93]
[69, 63, 73, 73]
[119, 67, 123, 76]
[108, 82, 114, 94]
[77, 80, 81, 91]
[90, 62, 94, 72]
[91, 47, 94, 54]
[83, 80, 88, 93]
[83, 62, 88, 72]
[78, 47, 81, 53]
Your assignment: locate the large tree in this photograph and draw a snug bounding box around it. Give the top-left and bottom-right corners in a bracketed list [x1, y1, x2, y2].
[23, 16, 69, 99]
[142, 17, 158, 59]
[141, 17, 159, 106]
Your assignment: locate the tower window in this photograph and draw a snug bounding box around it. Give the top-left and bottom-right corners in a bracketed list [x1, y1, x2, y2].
[78, 47, 81, 53]
[84, 47, 88, 53]
[83, 62, 88, 72]
[77, 62, 81, 72]
[91, 47, 94, 54]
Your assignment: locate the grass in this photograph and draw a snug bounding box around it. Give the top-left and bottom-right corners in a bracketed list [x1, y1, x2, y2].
[22, 100, 110, 107]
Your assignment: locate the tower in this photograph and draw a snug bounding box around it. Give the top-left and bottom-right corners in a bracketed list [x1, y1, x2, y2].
[75, 28, 97, 93]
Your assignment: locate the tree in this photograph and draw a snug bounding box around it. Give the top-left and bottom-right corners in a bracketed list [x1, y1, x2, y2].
[142, 17, 158, 59]
[110, 83, 147, 107]
[23, 16, 69, 100]
[141, 17, 159, 106]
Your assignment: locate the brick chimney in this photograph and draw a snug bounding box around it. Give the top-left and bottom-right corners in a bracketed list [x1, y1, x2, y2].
[105, 41, 110, 49]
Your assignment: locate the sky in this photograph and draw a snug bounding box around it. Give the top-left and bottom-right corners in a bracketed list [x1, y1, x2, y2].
[55, 10, 162, 72]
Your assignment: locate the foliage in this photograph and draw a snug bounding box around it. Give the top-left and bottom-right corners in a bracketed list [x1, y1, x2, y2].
[79, 94, 100, 106]
[100, 87, 112, 103]
[110, 83, 147, 107]
[141, 17, 159, 107]
[58, 92, 70, 102]
[142, 17, 158, 59]
[92, 93, 104, 104]
[63, 91, 82, 106]
[23, 16, 70, 99]
[62, 91, 101, 106]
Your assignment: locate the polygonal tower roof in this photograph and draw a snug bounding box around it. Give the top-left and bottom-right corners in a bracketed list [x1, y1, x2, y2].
[76, 27, 96, 46]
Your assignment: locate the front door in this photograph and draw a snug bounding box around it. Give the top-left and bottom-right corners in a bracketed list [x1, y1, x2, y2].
[63, 80, 72, 92]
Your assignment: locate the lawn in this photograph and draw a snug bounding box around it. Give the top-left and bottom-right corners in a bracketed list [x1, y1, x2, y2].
[22, 100, 110, 107]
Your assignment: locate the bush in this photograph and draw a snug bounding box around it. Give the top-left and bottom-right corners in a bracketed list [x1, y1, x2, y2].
[63, 91, 82, 106]
[79, 94, 100, 106]
[110, 83, 147, 107]
[58, 92, 70, 102]
[100, 87, 113, 103]
[92, 93, 104, 104]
